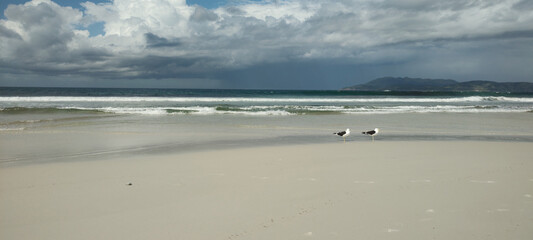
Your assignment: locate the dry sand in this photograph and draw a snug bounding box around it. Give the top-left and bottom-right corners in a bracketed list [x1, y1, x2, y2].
[1, 141, 532, 240]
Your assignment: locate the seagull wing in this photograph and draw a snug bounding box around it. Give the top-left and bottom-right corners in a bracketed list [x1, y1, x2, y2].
[362, 130, 376, 135]
[335, 131, 346, 136]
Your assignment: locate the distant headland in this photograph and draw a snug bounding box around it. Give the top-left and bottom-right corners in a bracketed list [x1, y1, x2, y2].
[342, 77, 533, 93]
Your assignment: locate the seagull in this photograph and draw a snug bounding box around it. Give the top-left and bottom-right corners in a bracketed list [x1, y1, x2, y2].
[333, 128, 350, 142]
[362, 128, 379, 141]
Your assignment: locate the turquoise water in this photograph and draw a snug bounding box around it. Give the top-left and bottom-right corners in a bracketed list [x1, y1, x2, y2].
[1, 87, 533, 165]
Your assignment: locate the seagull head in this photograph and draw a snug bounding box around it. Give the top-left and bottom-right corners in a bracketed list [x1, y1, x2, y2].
[374, 128, 379, 133]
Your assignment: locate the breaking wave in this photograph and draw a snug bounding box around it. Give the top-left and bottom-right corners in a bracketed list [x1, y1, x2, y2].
[2, 96, 533, 103]
[0, 107, 107, 114]
[1, 105, 530, 116]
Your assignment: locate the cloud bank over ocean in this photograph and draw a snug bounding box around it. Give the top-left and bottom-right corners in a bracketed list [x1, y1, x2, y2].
[1, 0, 533, 89]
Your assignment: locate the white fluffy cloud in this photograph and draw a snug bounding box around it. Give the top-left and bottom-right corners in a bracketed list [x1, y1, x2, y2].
[1, 0, 533, 88]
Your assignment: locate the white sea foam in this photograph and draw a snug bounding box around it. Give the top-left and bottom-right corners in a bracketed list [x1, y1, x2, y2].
[2, 95, 531, 115]
[2, 105, 527, 115]
[100, 107, 169, 115]
[71, 106, 294, 116]
[343, 105, 528, 114]
[2, 96, 533, 103]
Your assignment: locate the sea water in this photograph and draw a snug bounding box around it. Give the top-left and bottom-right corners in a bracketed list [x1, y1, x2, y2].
[2, 88, 533, 116]
[1, 87, 533, 165]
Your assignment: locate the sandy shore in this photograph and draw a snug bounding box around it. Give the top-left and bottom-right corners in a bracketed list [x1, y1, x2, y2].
[1, 141, 532, 240]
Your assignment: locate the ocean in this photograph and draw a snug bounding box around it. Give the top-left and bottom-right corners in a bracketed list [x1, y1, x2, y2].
[1, 87, 533, 165]
[2, 87, 533, 116]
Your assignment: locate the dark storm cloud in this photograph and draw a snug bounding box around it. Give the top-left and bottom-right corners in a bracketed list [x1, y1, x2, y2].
[113, 55, 223, 80]
[1, 0, 533, 89]
[513, 0, 533, 10]
[224, 6, 246, 15]
[0, 24, 22, 39]
[145, 33, 182, 48]
[490, 30, 533, 40]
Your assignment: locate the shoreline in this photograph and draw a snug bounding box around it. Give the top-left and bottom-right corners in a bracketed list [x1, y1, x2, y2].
[3, 132, 533, 167]
[1, 141, 532, 240]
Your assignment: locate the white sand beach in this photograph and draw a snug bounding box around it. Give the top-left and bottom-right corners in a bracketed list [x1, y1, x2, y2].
[2, 1, 533, 239]
[1, 141, 532, 240]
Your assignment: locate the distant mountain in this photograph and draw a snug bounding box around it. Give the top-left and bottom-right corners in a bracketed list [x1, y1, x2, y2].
[342, 77, 533, 93]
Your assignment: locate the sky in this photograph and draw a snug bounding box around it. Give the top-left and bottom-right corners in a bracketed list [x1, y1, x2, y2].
[1, 0, 533, 89]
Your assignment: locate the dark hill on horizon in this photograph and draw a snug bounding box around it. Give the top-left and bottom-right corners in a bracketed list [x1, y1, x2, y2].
[342, 77, 533, 93]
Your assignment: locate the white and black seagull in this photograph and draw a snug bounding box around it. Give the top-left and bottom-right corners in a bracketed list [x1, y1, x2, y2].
[362, 128, 379, 141]
[333, 128, 350, 142]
